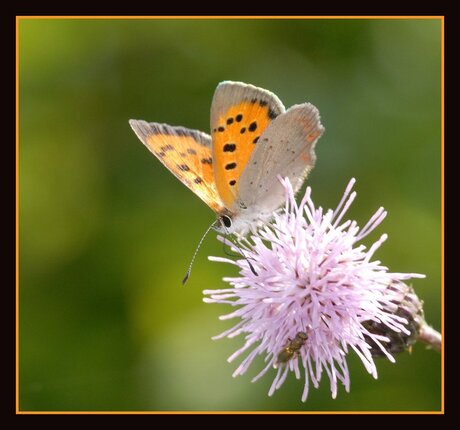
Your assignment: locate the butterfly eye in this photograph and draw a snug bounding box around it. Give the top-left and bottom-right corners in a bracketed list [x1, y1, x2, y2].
[220, 215, 232, 229]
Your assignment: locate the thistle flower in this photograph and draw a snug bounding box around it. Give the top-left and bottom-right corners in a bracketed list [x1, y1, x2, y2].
[203, 178, 428, 402]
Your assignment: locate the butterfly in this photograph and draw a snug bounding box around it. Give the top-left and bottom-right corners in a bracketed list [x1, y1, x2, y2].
[129, 81, 324, 236]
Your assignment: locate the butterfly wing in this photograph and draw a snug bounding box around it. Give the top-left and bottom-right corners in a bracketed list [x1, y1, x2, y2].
[236, 103, 324, 214]
[210, 81, 286, 208]
[129, 119, 224, 213]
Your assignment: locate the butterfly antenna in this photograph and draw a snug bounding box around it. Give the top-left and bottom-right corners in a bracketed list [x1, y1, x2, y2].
[222, 229, 258, 277]
[222, 232, 239, 258]
[182, 220, 218, 285]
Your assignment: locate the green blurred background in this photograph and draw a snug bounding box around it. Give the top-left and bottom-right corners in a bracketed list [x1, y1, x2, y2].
[19, 18, 442, 412]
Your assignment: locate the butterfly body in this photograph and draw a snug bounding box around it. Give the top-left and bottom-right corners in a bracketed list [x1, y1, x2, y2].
[130, 81, 324, 235]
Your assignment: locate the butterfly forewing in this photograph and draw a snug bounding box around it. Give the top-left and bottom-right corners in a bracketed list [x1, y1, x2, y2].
[236, 103, 324, 214]
[210, 81, 286, 208]
[129, 120, 224, 213]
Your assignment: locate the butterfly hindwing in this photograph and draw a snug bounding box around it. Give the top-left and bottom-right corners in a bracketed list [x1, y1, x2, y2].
[210, 81, 286, 208]
[236, 103, 324, 214]
[129, 119, 224, 213]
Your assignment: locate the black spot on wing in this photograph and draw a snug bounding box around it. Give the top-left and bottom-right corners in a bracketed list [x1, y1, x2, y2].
[223, 143, 236, 152]
[268, 108, 278, 119]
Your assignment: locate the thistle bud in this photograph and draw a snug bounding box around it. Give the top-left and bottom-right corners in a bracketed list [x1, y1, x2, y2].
[362, 282, 424, 357]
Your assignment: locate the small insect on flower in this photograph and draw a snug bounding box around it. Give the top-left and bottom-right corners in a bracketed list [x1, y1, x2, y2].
[276, 331, 308, 367]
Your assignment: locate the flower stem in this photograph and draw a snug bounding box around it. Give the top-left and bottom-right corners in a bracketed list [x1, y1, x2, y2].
[417, 322, 442, 352]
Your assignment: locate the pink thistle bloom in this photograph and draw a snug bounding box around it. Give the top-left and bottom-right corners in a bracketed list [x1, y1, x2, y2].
[203, 178, 425, 402]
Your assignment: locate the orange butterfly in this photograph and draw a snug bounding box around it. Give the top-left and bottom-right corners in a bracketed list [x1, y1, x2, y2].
[130, 81, 324, 236]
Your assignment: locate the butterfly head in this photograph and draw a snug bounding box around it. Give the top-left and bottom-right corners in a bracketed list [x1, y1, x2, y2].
[214, 212, 238, 235]
[214, 211, 250, 236]
[215, 210, 273, 236]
